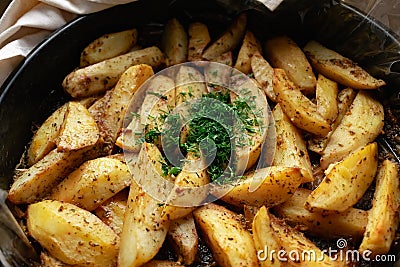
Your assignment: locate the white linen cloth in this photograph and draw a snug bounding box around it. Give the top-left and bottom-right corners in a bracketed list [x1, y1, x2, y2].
[0, 0, 138, 87]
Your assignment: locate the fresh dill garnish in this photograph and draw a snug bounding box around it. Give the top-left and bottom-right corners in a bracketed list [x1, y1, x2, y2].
[160, 161, 182, 176]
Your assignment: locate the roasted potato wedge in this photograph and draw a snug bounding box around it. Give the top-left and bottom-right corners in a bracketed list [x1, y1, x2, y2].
[8, 147, 96, 204]
[80, 29, 138, 67]
[63, 46, 164, 98]
[96, 64, 154, 153]
[306, 142, 378, 213]
[161, 18, 188, 66]
[40, 252, 71, 267]
[273, 188, 368, 238]
[272, 104, 313, 182]
[168, 215, 198, 265]
[273, 68, 331, 137]
[202, 13, 247, 60]
[56, 102, 99, 151]
[188, 22, 211, 61]
[251, 51, 276, 102]
[215, 166, 303, 207]
[50, 156, 130, 211]
[193, 203, 259, 267]
[162, 152, 209, 221]
[175, 65, 207, 105]
[265, 36, 316, 94]
[316, 74, 338, 123]
[27, 200, 119, 266]
[359, 160, 400, 257]
[304, 40, 386, 89]
[94, 189, 128, 236]
[320, 91, 384, 169]
[118, 143, 170, 267]
[308, 87, 357, 154]
[252, 206, 282, 267]
[212, 51, 233, 66]
[234, 30, 261, 74]
[270, 216, 340, 266]
[27, 104, 67, 166]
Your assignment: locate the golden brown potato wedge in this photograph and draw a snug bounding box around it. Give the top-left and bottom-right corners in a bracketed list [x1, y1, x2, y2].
[63, 46, 164, 98]
[306, 142, 378, 213]
[234, 31, 261, 74]
[80, 29, 138, 67]
[359, 160, 400, 257]
[168, 215, 198, 265]
[56, 102, 99, 151]
[94, 189, 128, 236]
[8, 147, 96, 204]
[27, 104, 67, 166]
[96, 64, 154, 154]
[320, 91, 384, 169]
[215, 166, 303, 207]
[202, 13, 247, 60]
[316, 74, 338, 123]
[161, 18, 188, 66]
[273, 188, 368, 238]
[188, 22, 211, 61]
[273, 68, 331, 137]
[50, 156, 130, 211]
[27, 200, 119, 266]
[308, 87, 357, 154]
[161, 152, 209, 221]
[265, 36, 316, 94]
[193, 203, 259, 267]
[252, 206, 282, 267]
[270, 216, 339, 266]
[251, 52, 276, 102]
[304, 40, 386, 89]
[118, 143, 170, 267]
[272, 104, 313, 183]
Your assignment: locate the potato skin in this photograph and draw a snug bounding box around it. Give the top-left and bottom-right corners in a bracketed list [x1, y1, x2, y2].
[63, 46, 164, 98]
[27, 200, 119, 267]
[193, 203, 259, 267]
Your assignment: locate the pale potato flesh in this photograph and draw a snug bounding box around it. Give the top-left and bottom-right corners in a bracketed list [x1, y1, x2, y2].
[251, 52, 276, 102]
[320, 91, 384, 169]
[188, 22, 211, 61]
[359, 160, 400, 256]
[234, 30, 261, 74]
[202, 13, 247, 60]
[265, 36, 316, 93]
[316, 74, 338, 123]
[193, 203, 259, 267]
[252, 206, 282, 267]
[80, 29, 138, 67]
[161, 18, 188, 66]
[56, 102, 99, 151]
[27, 200, 119, 267]
[27, 104, 67, 166]
[273, 188, 368, 238]
[304, 40, 386, 89]
[167, 215, 198, 265]
[272, 104, 313, 182]
[306, 142, 378, 213]
[308, 87, 357, 154]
